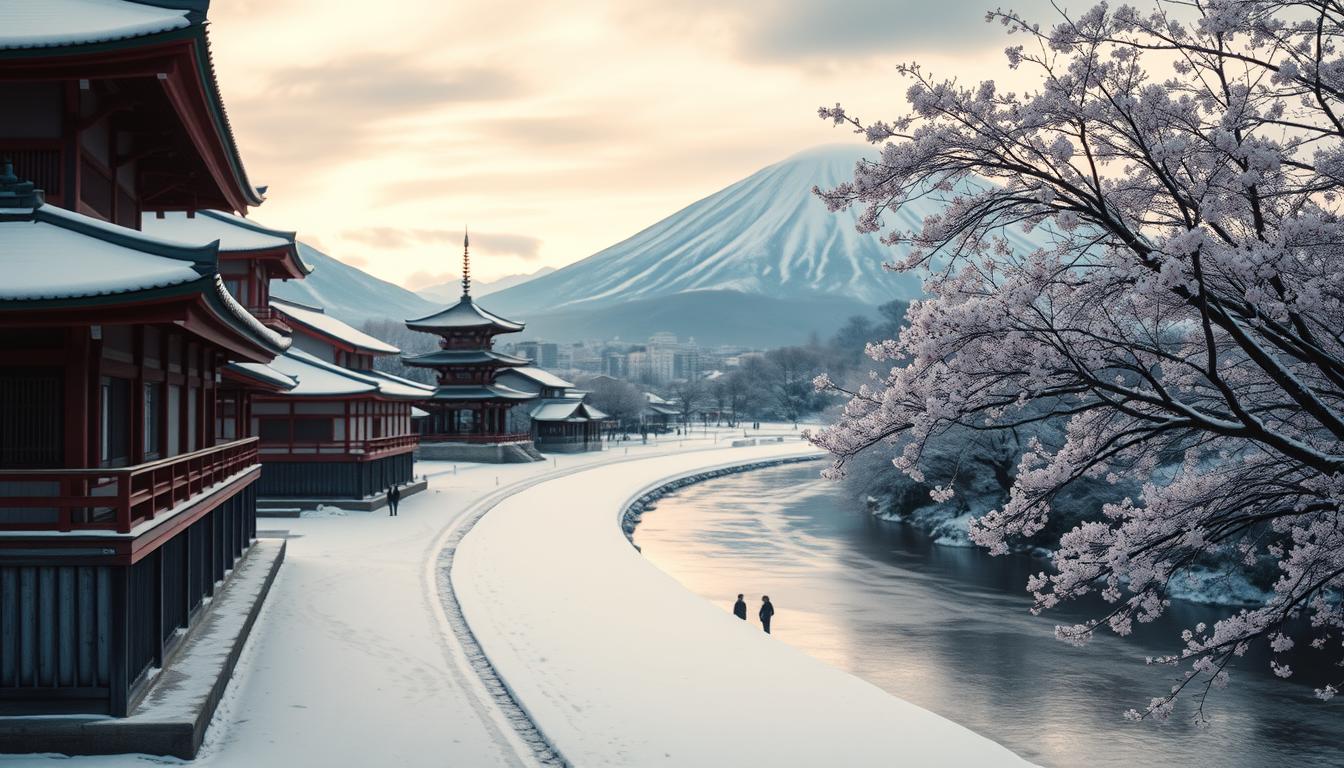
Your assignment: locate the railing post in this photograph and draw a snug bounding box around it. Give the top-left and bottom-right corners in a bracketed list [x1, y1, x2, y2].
[118, 473, 133, 533]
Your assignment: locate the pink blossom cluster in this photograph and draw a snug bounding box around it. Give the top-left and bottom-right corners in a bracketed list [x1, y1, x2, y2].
[813, 0, 1344, 720]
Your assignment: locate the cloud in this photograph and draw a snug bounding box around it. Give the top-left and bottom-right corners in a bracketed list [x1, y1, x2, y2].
[624, 0, 1061, 63]
[481, 114, 632, 148]
[341, 227, 542, 260]
[229, 54, 525, 170]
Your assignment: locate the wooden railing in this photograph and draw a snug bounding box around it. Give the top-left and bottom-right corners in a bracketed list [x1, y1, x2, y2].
[246, 306, 291, 330]
[258, 433, 419, 457]
[0, 438, 259, 534]
[419, 432, 532, 444]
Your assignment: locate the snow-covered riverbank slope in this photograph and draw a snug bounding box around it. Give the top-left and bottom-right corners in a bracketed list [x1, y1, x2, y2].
[453, 443, 1035, 767]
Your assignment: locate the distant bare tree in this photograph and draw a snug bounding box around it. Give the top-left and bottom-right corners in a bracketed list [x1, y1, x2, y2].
[579, 376, 645, 435]
[361, 318, 438, 384]
[666, 379, 708, 429]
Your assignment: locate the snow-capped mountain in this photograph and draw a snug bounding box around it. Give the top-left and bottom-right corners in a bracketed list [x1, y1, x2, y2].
[416, 266, 556, 304]
[484, 144, 925, 345]
[271, 243, 439, 327]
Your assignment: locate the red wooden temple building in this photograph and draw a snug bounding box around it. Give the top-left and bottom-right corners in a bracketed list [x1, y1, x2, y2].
[404, 235, 543, 463]
[0, 1, 286, 740]
[140, 212, 431, 511]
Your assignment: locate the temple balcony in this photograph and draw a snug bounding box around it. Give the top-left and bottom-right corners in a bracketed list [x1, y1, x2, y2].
[258, 433, 420, 460]
[418, 432, 533, 444]
[0, 438, 260, 535]
[245, 305, 293, 333]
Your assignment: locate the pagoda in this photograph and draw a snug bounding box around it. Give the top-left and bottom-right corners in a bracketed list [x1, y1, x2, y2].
[403, 233, 542, 462]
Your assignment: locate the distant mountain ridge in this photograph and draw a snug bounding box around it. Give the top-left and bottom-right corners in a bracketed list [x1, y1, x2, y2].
[282, 145, 1037, 346]
[416, 266, 555, 304]
[482, 144, 927, 345]
[270, 243, 439, 327]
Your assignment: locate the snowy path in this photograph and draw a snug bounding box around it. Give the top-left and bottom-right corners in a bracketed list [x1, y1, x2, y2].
[453, 443, 1037, 768]
[0, 428, 780, 767]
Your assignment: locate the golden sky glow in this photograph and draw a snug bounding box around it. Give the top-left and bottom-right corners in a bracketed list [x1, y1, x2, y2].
[208, 0, 1051, 289]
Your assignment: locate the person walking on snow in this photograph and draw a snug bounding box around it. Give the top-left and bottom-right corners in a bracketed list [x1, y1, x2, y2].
[759, 595, 774, 634]
[388, 485, 402, 516]
[733, 594, 747, 620]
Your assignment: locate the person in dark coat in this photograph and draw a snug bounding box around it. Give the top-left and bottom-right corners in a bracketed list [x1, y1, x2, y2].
[389, 485, 402, 516]
[759, 595, 774, 634]
[733, 594, 747, 620]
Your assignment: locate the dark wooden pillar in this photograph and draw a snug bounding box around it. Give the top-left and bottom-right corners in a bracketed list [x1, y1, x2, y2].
[153, 552, 164, 668]
[131, 327, 145, 463]
[108, 567, 129, 717]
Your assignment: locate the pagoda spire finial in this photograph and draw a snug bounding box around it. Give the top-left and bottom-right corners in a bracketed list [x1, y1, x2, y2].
[461, 226, 472, 299]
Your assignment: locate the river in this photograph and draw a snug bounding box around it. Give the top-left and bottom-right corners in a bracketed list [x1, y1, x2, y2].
[633, 462, 1343, 768]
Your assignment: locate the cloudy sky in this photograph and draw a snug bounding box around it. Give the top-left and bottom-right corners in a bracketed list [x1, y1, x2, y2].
[209, 0, 1054, 289]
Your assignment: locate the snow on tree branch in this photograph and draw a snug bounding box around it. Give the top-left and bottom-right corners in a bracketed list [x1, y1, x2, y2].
[812, 0, 1344, 721]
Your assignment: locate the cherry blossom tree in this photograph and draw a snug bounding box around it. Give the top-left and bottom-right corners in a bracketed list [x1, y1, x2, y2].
[809, 0, 1344, 719]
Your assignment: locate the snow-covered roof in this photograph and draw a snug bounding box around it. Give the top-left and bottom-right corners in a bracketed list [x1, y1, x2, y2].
[644, 392, 669, 405]
[273, 298, 399, 355]
[140, 210, 311, 280]
[0, 0, 191, 50]
[267, 349, 430, 400]
[0, 212, 203, 300]
[426, 383, 536, 402]
[225, 361, 296, 391]
[506, 366, 574, 390]
[403, 349, 530, 368]
[141, 210, 291, 253]
[406, 295, 524, 334]
[269, 349, 378, 397]
[411, 406, 430, 419]
[361, 369, 434, 399]
[212, 276, 290, 352]
[0, 173, 287, 358]
[528, 399, 608, 422]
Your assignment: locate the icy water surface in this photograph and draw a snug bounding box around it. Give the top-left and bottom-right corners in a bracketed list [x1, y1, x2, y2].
[634, 463, 1343, 768]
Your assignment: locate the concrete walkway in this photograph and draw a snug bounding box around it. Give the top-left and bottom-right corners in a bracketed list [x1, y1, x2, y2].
[452, 443, 1036, 767]
[0, 427, 788, 767]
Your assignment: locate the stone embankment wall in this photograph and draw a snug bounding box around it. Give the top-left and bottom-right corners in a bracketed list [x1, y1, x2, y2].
[621, 454, 823, 544]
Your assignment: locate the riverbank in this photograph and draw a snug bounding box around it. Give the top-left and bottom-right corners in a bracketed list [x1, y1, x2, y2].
[452, 442, 1035, 767]
[634, 463, 1344, 768]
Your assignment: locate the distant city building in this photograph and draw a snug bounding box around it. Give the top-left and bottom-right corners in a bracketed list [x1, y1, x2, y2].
[514, 340, 558, 368]
[601, 350, 628, 378]
[673, 349, 701, 381]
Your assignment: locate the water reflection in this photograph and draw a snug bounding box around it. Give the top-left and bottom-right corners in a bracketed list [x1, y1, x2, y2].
[634, 464, 1343, 768]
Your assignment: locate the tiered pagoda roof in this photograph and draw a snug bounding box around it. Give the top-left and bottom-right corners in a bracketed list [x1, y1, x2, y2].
[405, 297, 525, 335]
[0, 163, 286, 362]
[0, 0, 265, 213]
[143, 210, 311, 280]
[402, 231, 535, 404]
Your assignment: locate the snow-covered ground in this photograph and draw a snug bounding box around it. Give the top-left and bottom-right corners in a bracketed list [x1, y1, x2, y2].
[0, 427, 786, 767]
[1, 424, 1031, 766]
[453, 442, 1036, 767]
